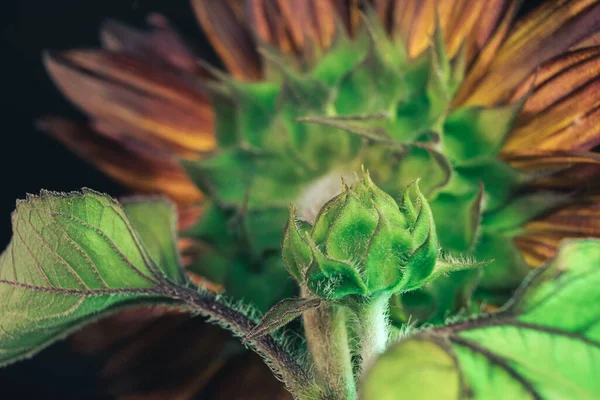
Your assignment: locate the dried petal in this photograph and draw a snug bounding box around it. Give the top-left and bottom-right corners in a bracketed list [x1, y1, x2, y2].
[452, 0, 519, 105]
[512, 47, 600, 124]
[100, 14, 202, 74]
[191, 0, 262, 80]
[517, 200, 600, 266]
[503, 76, 600, 152]
[44, 50, 215, 157]
[463, 0, 600, 106]
[37, 117, 202, 204]
[245, 0, 336, 56]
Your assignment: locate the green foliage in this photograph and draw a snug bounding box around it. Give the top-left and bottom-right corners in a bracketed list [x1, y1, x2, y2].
[0, 190, 182, 366]
[0, 190, 315, 397]
[179, 11, 558, 322]
[282, 173, 478, 301]
[362, 239, 600, 399]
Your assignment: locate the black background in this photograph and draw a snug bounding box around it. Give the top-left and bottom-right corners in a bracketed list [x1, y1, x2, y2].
[0, 0, 546, 398]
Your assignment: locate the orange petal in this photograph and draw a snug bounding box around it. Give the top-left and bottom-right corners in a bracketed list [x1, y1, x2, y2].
[191, 0, 262, 80]
[37, 116, 203, 205]
[407, 0, 436, 58]
[373, 0, 394, 32]
[246, 0, 296, 54]
[462, 0, 600, 106]
[503, 76, 600, 152]
[177, 204, 203, 231]
[245, 0, 336, 56]
[100, 14, 203, 75]
[44, 50, 215, 157]
[452, 0, 519, 106]
[393, 0, 497, 60]
[503, 150, 600, 171]
[186, 271, 224, 293]
[471, 0, 511, 51]
[443, 1, 487, 58]
[275, 0, 336, 50]
[503, 150, 600, 190]
[514, 234, 561, 267]
[526, 201, 600, 237]
[572, 31, 600, 50]
[390, 0, 421, 48]
[511, 47, 600, 125]
[509, 47, 600, 102]
[332, 0, 360, 35]
[517, 199, 600, 267]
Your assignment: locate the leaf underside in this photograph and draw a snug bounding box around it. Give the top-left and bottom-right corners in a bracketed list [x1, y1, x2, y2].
[362, 239, 600, 399]
[0, 190, 184, 366]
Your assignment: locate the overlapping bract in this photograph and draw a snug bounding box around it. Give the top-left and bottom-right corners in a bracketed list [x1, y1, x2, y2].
[282, 173, 477, 301]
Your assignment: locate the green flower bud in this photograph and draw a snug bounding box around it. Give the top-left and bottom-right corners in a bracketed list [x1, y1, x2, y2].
[282, 171, 443, 301]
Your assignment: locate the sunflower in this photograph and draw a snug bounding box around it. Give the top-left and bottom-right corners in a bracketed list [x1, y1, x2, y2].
[39, 0, 600, 398]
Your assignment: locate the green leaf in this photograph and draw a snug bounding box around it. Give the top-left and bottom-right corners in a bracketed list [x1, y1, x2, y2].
[122, 197, 186, 284]
[362, 239, 600, 399]
[361, 337, 460, 400]
[0, 189, 183, 366]
[243, 297, 321, 343]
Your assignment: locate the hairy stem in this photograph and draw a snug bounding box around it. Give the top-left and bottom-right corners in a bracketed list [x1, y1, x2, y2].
[355, 294, 391, 373]
[161, 284, 319, 399]
[302, 287, 356, 399]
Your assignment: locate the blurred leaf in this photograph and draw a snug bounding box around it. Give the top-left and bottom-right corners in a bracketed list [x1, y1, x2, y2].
[362, 239, 600, 399]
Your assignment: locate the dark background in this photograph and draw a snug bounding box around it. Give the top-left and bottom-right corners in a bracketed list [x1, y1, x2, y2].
[0, 0, 546, 398]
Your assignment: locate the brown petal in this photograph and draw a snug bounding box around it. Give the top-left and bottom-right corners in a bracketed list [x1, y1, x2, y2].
[37, 116, 203, 204]
[245, 0, 336, 56]
[525, 201, 600, 238]
[332, 0, 360, 35]
[275, 0, 335, 50]
[392, 0, 496, 60]
[177, 204, 203, 231]
[461, 0, 600, 106]
[503, 150, 600, 190]
[511, 47, 600, 124]
[373, 0, 394, 32]
[517, 199, 600, 267]
[503, 150, 600, 171]
[246, 0, 296, 53]
[514, 234, 560, 267]
[572, 31, 600, 50]
[406, 0, 436, 58]
[203, 353, 292, 400]
[471, 0, 510, 51]
[390, 0, 421, 48]
[509, 47, 600, 102]
[44, 50, 215, 157]
[105, 317, 230, 399]
[452, 0, 519, 106]
[100, 14, 203, 75]
[443, 1, 486, 58]
[502, 75, 600, 152]
[191, 0, 262, 80]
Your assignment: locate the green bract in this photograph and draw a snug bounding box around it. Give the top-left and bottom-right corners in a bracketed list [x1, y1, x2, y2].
[181, 12, 555, 319]
[282, 172, 477, 301]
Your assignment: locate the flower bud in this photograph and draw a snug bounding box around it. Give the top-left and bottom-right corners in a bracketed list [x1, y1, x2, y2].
[282, 171, 443, 301]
